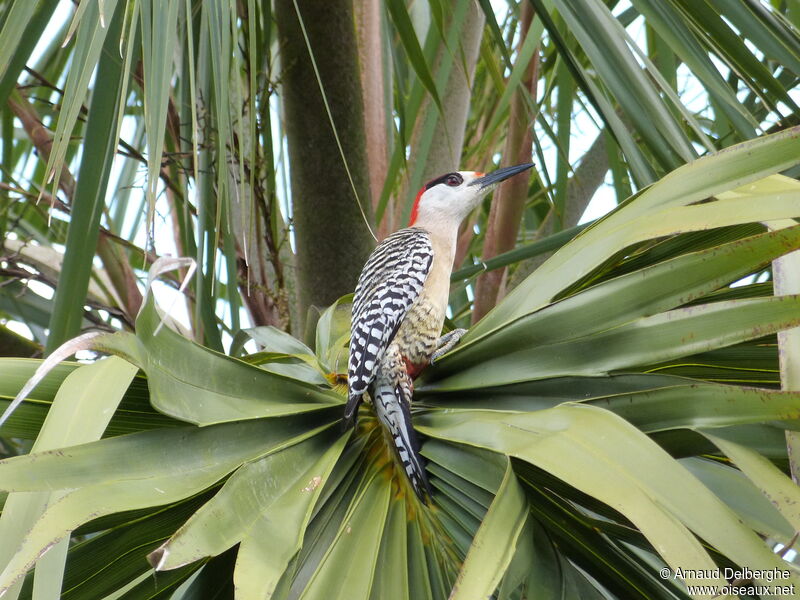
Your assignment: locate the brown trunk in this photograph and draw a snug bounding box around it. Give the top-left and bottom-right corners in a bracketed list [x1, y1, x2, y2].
[275, 0, 376, 331]
[7, 90, 76, 200]
[354, 0, 390, 238]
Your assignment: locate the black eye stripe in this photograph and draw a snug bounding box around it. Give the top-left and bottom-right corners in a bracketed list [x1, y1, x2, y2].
[425, 172, 463, 189]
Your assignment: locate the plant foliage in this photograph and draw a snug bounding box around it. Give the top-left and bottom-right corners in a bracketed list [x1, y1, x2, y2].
[2, 0, 800, 598]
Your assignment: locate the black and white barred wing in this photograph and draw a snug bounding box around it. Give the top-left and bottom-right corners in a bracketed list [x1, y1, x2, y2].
[345, 228, 433, 421]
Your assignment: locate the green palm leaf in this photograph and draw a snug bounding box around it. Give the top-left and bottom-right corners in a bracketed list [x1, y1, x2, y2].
[3, 1, 800, 598]
[3, 133, 800, 597]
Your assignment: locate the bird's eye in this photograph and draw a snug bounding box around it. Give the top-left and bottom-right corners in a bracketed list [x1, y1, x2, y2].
[446, 174, 462, 186]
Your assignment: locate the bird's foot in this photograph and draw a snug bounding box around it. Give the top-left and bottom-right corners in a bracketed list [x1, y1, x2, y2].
[430, 328, 467, 364]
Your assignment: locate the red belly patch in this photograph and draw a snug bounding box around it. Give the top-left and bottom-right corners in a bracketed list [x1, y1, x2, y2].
[402, 356, 427, 379]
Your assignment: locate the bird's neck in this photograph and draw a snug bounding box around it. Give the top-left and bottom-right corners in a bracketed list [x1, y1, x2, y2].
[412, 213, 461, 251]
[411, 218, 458, 275]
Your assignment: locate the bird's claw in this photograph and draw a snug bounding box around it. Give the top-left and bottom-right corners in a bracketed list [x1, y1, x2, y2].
[430, 328, 467, 364]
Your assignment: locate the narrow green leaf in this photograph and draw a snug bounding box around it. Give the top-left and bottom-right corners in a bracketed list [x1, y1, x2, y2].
[406, 517, 434, 600]
[0, 357, 138, 596]
[451, 223, 589, 281]
[160, 554, 232, 600]
[553, 59, 574, 227]
[474, 0, 512, 69]
[385, 0, 443, 115]
[152, 435, 323, 568]
[0, 414, 332, 492]
[314, 294, 353, 373]
[139, 0, 180, 240]
[527, 0, 656, 184]
[237, 437, 350, 599]
[0, 415, 333, 593]
[94, 296, 342, 425]
[233, 326, 328, 384]
[0, 1, 41, 74]
[476, 132, 800, 334]
[484, 14, 543, 135]
[151, 430, 345, 595]
[450, 461, 528, 600]
[676, 0, 798, 113]
[32, 538, 68, 600]
[205, 0, 236, 332]
[45, 0, 128, 353]
[297, 469, 391, 600]
[421, 373, 685, 410]
[0, 359, 79, 402]
[438, 225, 800, 377]
[632, 0, 759, 135]
[590, 383, 800, 433]
[422, 439, 506, 495]
[430, 295, 800, 390]
[115, 564, 198, 599]
[680, 457, 794, 543]
[237, 325, 315, 356]
[279, 444, 366, 597]
[420, 406, 797, 588]
[710, 0, 800, 75]
[623, 24, 715, 153]
[59, 494, 213, 599]
[704, 433, 800, 533]
[31, 358, 136, 450]
[496, 517, 533, 600]
[244, 352, 329, 386]
[369, 498, 409, 600]
[518, 521, 564, 600]
[424, 375, 800, 437]
[0, 359, 177, 439]
[0, 0, 60, 107]
[40, 0, 120, 207]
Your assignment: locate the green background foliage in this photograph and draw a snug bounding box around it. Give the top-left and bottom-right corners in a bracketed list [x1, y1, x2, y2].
[1, 0, 800, 598]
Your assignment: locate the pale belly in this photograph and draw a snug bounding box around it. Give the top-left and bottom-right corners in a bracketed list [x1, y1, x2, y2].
[391, 292, 446, 369]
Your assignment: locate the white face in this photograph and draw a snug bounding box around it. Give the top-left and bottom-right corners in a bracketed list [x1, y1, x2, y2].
[414, 170, 489, 225]
[411, 164, 535, 229]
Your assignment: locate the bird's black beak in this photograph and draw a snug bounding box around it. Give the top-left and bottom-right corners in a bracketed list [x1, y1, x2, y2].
[469, 162, 534, 190]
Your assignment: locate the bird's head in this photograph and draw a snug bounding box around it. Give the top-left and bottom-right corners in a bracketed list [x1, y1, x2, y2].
[409, 163, 534, 228]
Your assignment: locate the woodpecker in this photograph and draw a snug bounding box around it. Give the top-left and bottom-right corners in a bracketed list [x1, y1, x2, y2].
[345, 163, 534, 502]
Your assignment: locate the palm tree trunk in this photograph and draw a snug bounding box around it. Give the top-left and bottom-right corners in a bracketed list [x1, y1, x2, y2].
[275, 0, 375, 331]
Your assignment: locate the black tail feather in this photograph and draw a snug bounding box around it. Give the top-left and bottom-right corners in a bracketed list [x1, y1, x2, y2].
[396, 399, 432, 502]
[367, 378, 432, 504]
[342, 392, 362, 431]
